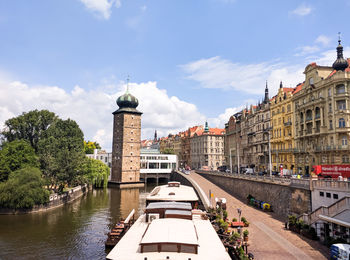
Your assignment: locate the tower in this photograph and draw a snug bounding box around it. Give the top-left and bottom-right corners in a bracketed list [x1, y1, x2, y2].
[110, 84, 144, 187]
[263, 81, 269, 104]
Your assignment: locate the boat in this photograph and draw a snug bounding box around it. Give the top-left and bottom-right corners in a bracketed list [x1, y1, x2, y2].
[105, 209, 135, 248]
[106, 182, 231, 260]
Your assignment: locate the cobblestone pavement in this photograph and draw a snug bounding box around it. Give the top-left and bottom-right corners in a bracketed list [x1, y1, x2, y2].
[189, 172, 329, 260]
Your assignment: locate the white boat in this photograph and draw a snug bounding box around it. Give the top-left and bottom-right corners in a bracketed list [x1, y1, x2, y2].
[106, 182, 230, 260]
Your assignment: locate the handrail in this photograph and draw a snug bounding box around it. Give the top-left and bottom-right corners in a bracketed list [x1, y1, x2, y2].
[125, 209, 135, 224]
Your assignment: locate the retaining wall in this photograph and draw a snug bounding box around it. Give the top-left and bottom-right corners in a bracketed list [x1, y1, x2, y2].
[0, 184, 90, 214]
[196, 171, 311, 219]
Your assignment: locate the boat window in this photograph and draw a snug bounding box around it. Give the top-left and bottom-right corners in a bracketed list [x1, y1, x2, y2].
[181, 244, 197, 254]
[142, 244, 158, 253]
[161, 244, 178, 252]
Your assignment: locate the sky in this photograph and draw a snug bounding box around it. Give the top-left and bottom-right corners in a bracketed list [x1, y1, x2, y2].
[0, 0, 350, 150]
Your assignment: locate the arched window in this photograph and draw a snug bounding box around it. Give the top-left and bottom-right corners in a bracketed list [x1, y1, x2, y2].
[300, 112, 304, 122]
[306, 110, 312, 121]
[315, 107, 320, 119]
[339, 118, 345, 128]
[336, 84, 345, 94]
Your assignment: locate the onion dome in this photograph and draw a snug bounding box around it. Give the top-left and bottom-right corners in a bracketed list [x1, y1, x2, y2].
[204, 121, 209, 133]
[332, 38, 348, 71]
[113, 85, 142, 115]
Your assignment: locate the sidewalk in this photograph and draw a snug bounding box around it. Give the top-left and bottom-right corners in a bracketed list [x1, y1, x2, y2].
[189, 172, 329, 260]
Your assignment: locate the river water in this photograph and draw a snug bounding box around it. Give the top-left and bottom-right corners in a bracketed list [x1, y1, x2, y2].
[0, 184, 158, 260]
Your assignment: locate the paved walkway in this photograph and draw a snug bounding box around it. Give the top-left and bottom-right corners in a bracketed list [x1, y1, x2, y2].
[188, 172, 329, 260]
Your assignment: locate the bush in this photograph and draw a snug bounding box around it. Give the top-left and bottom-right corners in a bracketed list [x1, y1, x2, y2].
[0, 167, 50, 209]
[241, 217, 247, 223]
[232, 217, 238, 222]
[243, 230, 249, 237]
[230, 232, 241, 242]
[288, 215, 297, 226]
[223, 210, 228, 220]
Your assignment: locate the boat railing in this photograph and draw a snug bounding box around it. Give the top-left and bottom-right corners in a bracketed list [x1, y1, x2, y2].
[124, 209, 135, 227]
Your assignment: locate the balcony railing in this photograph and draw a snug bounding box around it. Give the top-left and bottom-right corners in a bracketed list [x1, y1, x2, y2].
[284, 121, 292, 126]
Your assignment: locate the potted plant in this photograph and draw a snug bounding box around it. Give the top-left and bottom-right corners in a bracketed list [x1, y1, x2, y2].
[243, 230, 249, 242]
[223, 210, 228, 221]
[230, 232, 241, 246]
[241, 217, 249, 227]
[232, 217, 238, 222]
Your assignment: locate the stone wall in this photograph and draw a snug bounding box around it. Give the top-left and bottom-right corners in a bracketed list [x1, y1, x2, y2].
[0, 184, 90, 215]
[197, 171, 311, 219]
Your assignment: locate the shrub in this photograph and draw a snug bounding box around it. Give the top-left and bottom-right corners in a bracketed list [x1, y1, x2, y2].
[243, 230, 249, 237]
[232, 217, 238, 222]
[241, 217, 247, 223]
[230, 232, 241, 242]
[288, 215, 297, 226]
[223, 210, 228, 220]
[0, 167, 49, 209]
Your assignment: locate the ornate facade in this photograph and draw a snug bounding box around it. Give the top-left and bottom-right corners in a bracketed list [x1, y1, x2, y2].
[293, 40, 350, 175]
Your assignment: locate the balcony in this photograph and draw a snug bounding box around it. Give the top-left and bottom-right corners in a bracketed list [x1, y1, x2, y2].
[284, 121, 292, 126]
[315, 145, 349, 152]
[306, 117, 312, 121]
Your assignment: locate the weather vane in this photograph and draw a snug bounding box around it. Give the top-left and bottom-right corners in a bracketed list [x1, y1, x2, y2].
[126, 75, 130, 92]
[338, 32, 341, 43]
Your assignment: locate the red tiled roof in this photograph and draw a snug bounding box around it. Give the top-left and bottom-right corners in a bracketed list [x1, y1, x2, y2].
[292, 83, 303, 94]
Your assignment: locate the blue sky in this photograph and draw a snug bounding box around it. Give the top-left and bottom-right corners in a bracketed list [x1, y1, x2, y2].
[0, 0, 349, 149]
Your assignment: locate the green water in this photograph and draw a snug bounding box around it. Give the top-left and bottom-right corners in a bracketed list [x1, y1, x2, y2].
[0, 184, 157, 260]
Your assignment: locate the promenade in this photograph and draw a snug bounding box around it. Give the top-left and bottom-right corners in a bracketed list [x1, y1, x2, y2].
[188, 172, 329, 260]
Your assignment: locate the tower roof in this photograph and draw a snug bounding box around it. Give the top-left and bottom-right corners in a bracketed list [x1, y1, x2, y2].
[113, 82, 142, 115]
[332, 35, 348, 71]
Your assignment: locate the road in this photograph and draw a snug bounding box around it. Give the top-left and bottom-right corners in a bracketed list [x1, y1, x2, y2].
[188, 172, 329, 260]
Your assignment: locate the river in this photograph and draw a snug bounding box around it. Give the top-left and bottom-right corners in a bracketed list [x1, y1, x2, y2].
[0, 184, 159, 260]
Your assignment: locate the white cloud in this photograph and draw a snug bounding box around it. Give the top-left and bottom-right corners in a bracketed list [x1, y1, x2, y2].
[315, 35, 331, 47]
[0, 79, 207, 151]
[295, 45, 320, 56]
[181, 56, 304, 96]
[290, 4, 312, 16]
[79, 0, 121, 20]
[208, 106, 242, 129]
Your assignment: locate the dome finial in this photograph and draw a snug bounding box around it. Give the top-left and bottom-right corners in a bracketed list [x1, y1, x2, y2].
[204, 121, 209, 133]
[332, 34, 348, 71]
[126, 75, 130, 93]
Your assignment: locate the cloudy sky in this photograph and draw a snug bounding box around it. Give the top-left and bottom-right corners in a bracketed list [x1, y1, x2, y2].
[0, 0, 349, 150]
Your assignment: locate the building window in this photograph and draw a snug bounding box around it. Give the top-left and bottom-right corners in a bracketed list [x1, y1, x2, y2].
[329, 120, 333, 130]
[333, 194, 338, 200]
[320, 191, 324, 197]
[342, 136, 348, 146]
[336, 84, 345, 94]
[339, 118, 345, 128]
[342, 155, 350, 163]
[309, 77, 314, 85]
[337, 100, 346, 110]
[329, 103, 332, 112]
[328, 88, 332, 97]
[326, 192, 331, 198]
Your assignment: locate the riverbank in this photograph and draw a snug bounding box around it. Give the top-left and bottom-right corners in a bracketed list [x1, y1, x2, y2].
[0, 184, 91, 214]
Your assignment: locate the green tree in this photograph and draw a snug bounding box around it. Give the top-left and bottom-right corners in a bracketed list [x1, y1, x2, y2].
[0, 167, 50, 209]
[81, 157, 110, 187]
[0, 140, 39, 182]
[38, 118, 85, 192]
[84, 140, 101, 154]
[161, 148, 175, 154]
[1, 110, 57, 152]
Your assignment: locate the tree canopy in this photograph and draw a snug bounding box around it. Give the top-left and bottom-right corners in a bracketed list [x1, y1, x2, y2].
[0, 167, 50, 209]
[81, 157, 110, 187]
[1, 110, 57, 152]
[84, 140, 101, 154]
[38, 118, 85, 192]
[0, 140, 39, 182]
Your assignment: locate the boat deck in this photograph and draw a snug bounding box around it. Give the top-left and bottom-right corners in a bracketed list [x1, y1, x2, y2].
[106, 214, 230, 260]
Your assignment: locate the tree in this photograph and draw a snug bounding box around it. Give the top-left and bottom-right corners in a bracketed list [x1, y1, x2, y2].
[161, 148, 175, 154]
[1, 110, 57, 152]
[84, 140, 101, 154]
[0, 140, 39, 182]
[38, 118, 85, 192]
[0, 167, 50, 209]
[81, 157, 110, 187]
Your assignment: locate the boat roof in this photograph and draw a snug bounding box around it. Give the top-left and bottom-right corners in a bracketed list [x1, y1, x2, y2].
[165, 210, 192, 216]
[146, 183, 199, 202]
[140, 218, 198, 245]
[146, 202, 192, 211]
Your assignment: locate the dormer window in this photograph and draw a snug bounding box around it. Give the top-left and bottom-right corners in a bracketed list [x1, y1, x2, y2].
[309, 77, 314, 85]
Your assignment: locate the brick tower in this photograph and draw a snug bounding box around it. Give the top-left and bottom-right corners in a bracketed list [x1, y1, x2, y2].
[110, 85, 144, 187]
